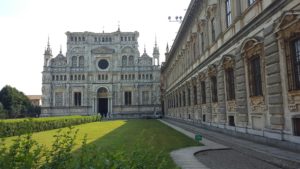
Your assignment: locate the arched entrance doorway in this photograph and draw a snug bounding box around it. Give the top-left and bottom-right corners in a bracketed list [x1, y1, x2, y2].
[97, 87, 108, 117]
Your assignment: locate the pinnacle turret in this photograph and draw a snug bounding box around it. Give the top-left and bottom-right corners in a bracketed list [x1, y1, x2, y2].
[44, 36, 52, 56]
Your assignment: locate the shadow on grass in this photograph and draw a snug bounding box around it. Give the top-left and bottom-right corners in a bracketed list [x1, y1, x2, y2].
[71, 119, 199, 168]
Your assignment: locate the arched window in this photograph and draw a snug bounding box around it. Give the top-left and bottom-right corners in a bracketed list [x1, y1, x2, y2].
[129, 55, 134, 65]
[72, 56, 77, 67]
[122, 55, 127, 66]
[201, 81, 206, 104]
[223, 56, 235, 100]
[211, 76, 218, 102]
[248, 55, 262, 96]
[79, 56, 84, 67]
[242, 39, 264, 97]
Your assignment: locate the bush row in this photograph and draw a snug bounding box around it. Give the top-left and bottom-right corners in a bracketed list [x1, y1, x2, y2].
[0, 116, 98, 138]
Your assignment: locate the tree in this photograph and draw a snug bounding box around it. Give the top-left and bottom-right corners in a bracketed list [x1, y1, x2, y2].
[0, 85, 32, 118]
[0, 102, 6, 118]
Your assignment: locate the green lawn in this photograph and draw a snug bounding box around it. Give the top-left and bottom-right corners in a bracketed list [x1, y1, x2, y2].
[3, 119, 199, 168]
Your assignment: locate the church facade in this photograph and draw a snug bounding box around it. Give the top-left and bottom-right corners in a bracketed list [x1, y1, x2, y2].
[42, 30, 161, 118]
[161, 0, 300, 145]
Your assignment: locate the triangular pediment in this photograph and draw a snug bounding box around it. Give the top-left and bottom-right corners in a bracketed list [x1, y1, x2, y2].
[91, 47, 115, 54]
[276, 11, 300, 31]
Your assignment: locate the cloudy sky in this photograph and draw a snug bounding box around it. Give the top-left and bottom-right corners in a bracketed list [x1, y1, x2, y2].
[0, 0, 189, 95]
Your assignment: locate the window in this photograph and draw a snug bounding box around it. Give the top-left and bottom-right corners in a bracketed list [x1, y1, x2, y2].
[193, 42, 196, 59]
[142, 91, 149, 104]
[82, 75, 85, 80]
[122, 55, 127, 66]
[70, 75, 73, 81]
[121, 74, 124, 80]
[225, 68, 235, 100]
[129, 55, 134, 65]
[228, 116, 235, 126]
[176, 95, 179, 107]
[193, 85, 197, 105]
[211, 18, 215, 42]
[179, 93, 182, 107]
[74, 92, 81, 106]
[203, 114, 206, 122]
[124, 91, 132, 105]
[248, 0, 256, 6]
[71, 37, 73, 41]
[98, 59, 109, 69]
[201, 81, 206, 104]
[248, 55, 262, 96]
[225, 0, 232, 27]
[201, 32, 204, 53]
[187, 88, 191, 106]
[55, 92, 63, 106]
[183, 91, 186, 106]
[52, 75, 55, 81]
[288, 38, 300, 90]
[72, 56, 77, 67]
[211, 76, 218, 102]
[79, 56, 84, 67]
[293, 117, 300, 136]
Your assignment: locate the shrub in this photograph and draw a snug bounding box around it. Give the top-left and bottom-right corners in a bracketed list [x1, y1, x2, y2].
[0, 116, 98, 138]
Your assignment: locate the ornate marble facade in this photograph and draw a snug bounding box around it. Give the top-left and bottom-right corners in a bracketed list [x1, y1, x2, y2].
[161, 0, 300, 145]
[42, 29, 161, 118]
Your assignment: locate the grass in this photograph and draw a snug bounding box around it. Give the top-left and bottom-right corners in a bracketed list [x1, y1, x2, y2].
[3, 119, 199, 168]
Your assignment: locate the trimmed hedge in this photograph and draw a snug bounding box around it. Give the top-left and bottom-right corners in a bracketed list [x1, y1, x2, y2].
[0, 116, 98, 137]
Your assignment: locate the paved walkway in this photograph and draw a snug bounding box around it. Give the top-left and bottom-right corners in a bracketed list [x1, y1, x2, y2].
[159, 120, 228, 169]
[162, 119, 300, 169]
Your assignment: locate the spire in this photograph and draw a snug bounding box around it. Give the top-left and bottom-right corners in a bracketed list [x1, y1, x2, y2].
[144, 44, 146, 54]
[153, 36, 159, 55]
[117, 21, 120, 32]
[59, 45, 62, 54]
[155, 34, 157, 47]
[166, 43, 169, 53]
[47, 36, 50, 49]
[44, 36, 52, 55]
[152, 36, 160, 66]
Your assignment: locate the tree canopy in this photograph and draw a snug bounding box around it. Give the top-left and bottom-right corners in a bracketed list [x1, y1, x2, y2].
[0, 85, 40, 118]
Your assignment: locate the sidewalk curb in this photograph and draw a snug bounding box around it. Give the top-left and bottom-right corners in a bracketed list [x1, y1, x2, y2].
[158, 119, 229, 169]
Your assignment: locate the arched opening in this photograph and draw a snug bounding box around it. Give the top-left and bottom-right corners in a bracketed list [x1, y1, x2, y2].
[97, 87, 108, 117]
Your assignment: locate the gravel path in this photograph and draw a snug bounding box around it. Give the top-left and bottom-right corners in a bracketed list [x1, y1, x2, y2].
[196, 149, 282, 169]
